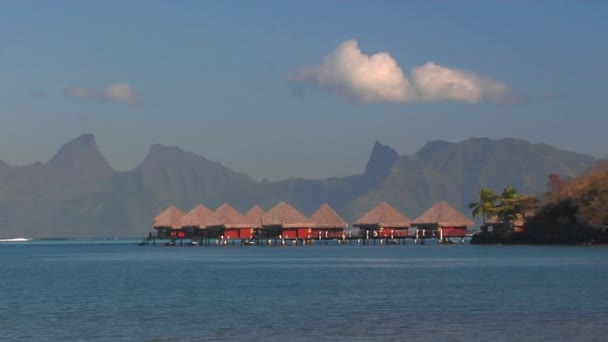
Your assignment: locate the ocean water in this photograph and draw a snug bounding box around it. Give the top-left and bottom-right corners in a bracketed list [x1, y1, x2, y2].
[1, 241, 607, 341]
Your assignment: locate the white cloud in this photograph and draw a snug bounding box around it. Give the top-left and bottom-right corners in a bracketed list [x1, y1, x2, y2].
[103, 83, 138, 103]
[288, 40, 520, 104]
[411, 62, 514, 103]
[64, 83, 139, 104]
[288, 40, 413, 103]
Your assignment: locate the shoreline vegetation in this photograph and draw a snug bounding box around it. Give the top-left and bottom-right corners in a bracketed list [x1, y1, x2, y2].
[470, 165, 608, 245]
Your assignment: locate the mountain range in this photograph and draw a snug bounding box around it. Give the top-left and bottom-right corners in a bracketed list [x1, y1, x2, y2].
[0, 134, 597, 238]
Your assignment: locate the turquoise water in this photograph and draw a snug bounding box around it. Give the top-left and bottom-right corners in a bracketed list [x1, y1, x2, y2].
[1, 241, 607, 341]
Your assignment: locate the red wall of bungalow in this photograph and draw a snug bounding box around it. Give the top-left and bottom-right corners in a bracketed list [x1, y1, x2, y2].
[275, 228, 347, 239]
[223, 228, 255, 239]
[311, 228, 345, 239]
[281, 228, 299, 239]
[378, 227, 409, 238]
[170, 230, 186, 238]
[361, 227, 409, 238]
[297, 228, 311, 239]
[239, 228, 255, 239]
[441, 227, 467, 237]
[280, 228, 333, 239]
[224, 229, 240, 239]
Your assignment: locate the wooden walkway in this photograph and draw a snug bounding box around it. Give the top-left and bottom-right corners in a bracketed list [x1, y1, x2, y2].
[139, 235, 467, 247]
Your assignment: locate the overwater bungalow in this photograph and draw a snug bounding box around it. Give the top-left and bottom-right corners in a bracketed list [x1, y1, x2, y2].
[153, 206, 185, 239]
[481, 212, 532, 234]
[261, 202, 313, 239]
[412, 201, 474, 239]
[480, 216, 508, 234]
[353, 202, 411, 238]
[206, 204, 254, 239]
[180, 204, 212, 238]
[309, 204, 347, 239]
[246, 205, 265, 229]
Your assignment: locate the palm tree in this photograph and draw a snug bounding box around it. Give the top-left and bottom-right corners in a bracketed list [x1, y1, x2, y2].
[468, 187, 498, 223]
[497, 185, 521, 229]
[518, 195, 539, 216]
[501, 185, 519, 200]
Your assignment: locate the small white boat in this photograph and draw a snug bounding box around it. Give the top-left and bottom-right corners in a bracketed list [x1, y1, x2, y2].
[0, 238, 32, 242]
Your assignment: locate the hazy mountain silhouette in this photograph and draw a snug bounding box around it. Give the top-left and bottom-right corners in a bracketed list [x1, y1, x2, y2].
[135, 144, 256, 204]
[0, 133, 113, 200]
[364, 141, 399, 185]
[347, 138, 595, 221]
[0, 134, 597, 238]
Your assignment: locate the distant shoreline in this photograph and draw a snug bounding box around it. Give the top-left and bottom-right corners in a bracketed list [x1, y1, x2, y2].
[0, 237, 141, 242]
[470, 232, 608, 245]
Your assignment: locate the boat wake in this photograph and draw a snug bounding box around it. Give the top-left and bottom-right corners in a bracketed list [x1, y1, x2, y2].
[0, 238, 32, 242]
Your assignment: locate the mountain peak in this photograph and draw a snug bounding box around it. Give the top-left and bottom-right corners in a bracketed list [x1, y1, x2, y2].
[416, 139, 455, 156]
[135, 142, 255, 201]
[76, 133, 96, 144]
[47, 133, 113, 173]
[149, 143, 185, 155]
[138, 144, 200, 168]
[364, 141, 399, 184]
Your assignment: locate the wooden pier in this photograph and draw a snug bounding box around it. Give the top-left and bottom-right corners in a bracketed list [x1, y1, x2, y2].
[139, 233, 467, 247]
[147, 201, 473, 248]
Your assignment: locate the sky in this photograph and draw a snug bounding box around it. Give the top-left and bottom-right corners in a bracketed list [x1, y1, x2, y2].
[1, 1, 607, 181]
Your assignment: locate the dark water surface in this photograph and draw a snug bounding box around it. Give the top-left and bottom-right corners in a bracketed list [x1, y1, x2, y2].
[1, 241, 607, 341]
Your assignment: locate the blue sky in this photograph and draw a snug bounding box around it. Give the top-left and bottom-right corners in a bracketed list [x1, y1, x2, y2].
[1, 1, 607, 180]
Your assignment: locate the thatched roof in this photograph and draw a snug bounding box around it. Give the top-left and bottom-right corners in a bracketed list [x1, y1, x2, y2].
[180, 204, 212, 229]
[261, 202, 312, 228]
[353, 202, 411, 228]
[412, 201, 474, 227]
[246, 205, 265, 228]
[206, 204, 251, 228]
[310, 204, 348, 229]
[153, 206, 185, 230]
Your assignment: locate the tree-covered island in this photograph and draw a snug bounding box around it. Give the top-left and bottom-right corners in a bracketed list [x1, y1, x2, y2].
[470, 164, 608, 245]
